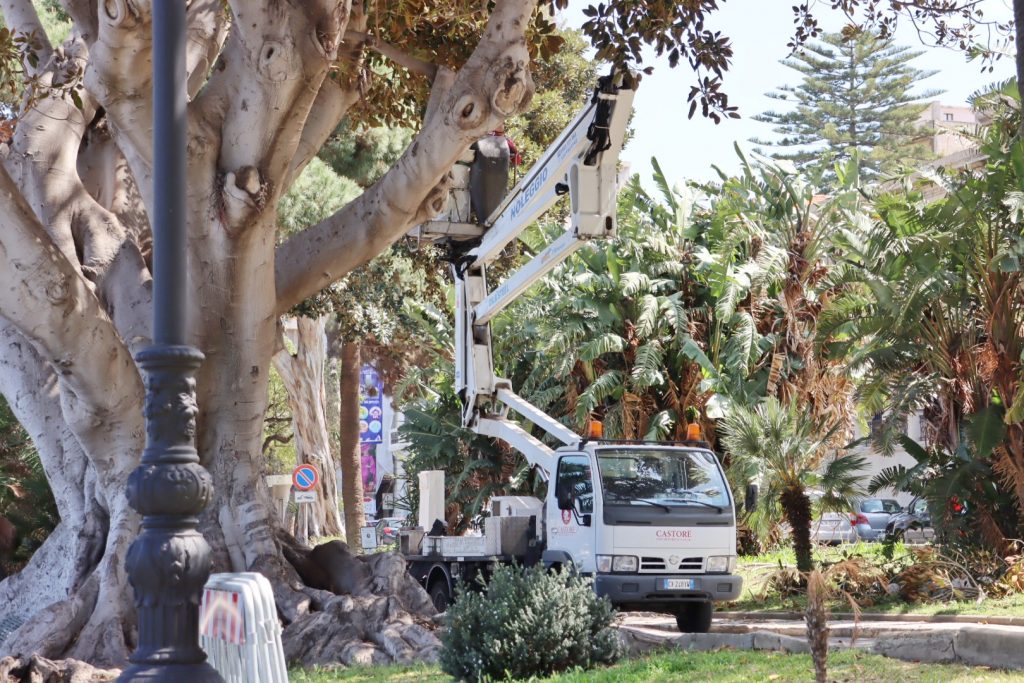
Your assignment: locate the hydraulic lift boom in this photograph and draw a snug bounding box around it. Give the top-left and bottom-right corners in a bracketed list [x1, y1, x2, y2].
[418, 71, 636, 478]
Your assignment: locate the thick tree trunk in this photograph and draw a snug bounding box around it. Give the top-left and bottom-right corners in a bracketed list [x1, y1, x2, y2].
[273, 316, 345, 539]
[781, 486, 814, 574]
[339, 341, 366, 548]
[0, 0, 538, 667]
[0, 317, 138, 665]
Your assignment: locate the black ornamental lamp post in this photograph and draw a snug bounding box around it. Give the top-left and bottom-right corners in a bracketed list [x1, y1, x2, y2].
[118, 2, 223, 680]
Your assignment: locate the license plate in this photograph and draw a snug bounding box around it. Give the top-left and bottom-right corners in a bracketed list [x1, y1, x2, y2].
[659, 578, 695, 590]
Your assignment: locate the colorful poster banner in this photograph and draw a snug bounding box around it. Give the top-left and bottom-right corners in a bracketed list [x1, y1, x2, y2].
[361, 442, 378, 516]
[358, 365, 384, 444]
[361, 443, 378, 497]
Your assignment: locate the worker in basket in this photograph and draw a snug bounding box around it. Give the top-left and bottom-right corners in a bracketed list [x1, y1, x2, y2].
[468, 125, 521, 225]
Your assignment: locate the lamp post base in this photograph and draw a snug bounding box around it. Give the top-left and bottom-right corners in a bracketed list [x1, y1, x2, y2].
[118, 662, 224, 682]
[118, 346, 224, 683]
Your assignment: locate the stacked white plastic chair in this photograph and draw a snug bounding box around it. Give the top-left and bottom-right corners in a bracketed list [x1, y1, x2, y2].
[199, 572, 288, 682]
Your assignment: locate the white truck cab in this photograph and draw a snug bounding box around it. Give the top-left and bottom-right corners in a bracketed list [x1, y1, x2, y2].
[403, 69, 741, 632]
[546, 442, 740, 630]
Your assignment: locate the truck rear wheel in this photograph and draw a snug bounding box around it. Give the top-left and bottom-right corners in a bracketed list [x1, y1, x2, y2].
[429, 580, 452, 613]
[675, 601, 713, 633]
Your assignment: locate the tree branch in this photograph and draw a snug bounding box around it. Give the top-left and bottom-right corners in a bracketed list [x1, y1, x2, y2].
[283, 5, 368, 188]
[7, 44, 154, 358]
[5, 39, 116, 275]
[262, 433, 293, 455]
[284, 77, 362, 189]
[343, 30, 437, 79]
[0, 163, 142, 428]
[58, 0, 98, 43]
[186, 0, 230, 99]
[194, 0, 353, 234]
[81, 0, 225, 228]
[274, 0, 537, 312]
[83, 1, 155, 212]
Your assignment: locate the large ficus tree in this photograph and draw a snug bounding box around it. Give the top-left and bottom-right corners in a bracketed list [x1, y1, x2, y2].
[0, 0, 740, 668]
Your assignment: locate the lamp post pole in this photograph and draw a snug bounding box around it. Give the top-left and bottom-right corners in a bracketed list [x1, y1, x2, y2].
[118, 2, 222, 680]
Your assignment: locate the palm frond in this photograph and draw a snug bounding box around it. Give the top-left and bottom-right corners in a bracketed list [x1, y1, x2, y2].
[578, 333, 626, 362]
[634, 294, 659, 339]
[631, 341, 665, 390]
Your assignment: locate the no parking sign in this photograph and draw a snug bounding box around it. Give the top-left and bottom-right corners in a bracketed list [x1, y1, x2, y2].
[292, 464, 319, 492]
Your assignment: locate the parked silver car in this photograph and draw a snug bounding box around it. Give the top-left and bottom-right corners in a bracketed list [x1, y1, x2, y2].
[810, 510, 858, 544]
[853, 498, 903, 541]
[792, 490, 857, 544]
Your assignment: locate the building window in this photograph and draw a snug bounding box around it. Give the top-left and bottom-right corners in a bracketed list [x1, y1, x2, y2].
[944, 113, 954, 122]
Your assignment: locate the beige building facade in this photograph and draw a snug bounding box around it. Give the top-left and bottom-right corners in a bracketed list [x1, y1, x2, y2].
[917, 101, 983, 157]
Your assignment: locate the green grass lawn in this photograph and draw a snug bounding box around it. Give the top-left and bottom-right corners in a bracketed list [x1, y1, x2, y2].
[290, 650, 1023, 682]
[290, 664, 448, 683]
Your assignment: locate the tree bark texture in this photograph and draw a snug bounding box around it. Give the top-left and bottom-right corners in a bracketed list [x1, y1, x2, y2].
[338, 341, 366, 549]
[781, 485, 814, 574]
[0, 0, 539, 667]
[273, 316, 344, 539]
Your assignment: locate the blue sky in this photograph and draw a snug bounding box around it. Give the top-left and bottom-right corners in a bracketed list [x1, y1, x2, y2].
[558, 0, 1017, 187]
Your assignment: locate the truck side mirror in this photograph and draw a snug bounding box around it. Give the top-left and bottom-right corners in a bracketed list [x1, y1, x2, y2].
[556, 487, 573, 511]
[744, 484, 759, 514]
[573, 497, 592, 524]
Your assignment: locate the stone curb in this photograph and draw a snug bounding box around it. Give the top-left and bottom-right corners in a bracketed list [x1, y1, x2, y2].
[618, 619, 1024, 670]
[870, 624, 1024, 669]
[717, 610, 1024, 626]
[956, 625, 1024, 670]
[616, 626, 812, 657]
[618, 626, 811, 655]
[872, 632, 959, 664]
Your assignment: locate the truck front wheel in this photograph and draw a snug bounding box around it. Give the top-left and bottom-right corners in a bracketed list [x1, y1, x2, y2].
[429, 580, 452, 613]
[675, 601, 713, 633]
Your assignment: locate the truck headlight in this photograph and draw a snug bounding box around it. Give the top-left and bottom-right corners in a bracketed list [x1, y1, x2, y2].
[611, 555, 638, 573]
[597, 555, 638, 573]
[706, 555, 736, 574]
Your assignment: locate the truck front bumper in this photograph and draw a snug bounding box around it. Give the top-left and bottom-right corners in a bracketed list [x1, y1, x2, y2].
[593, 573, 742, 610]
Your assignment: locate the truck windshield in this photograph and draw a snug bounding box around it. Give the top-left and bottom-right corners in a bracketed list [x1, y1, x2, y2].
[597, 448, 730, 510]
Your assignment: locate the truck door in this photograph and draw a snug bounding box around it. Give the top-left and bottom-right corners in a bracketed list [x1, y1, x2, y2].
[549, 454, 596, 573]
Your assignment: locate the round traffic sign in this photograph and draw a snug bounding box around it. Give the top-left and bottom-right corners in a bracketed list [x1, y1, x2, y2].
[292, 463, 320, 492]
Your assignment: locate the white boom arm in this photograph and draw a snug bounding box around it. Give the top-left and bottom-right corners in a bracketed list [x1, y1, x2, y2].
[448, 71, 636, 476]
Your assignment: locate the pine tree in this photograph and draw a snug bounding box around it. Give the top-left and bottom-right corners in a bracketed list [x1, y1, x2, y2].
[752, 30, 941, 182]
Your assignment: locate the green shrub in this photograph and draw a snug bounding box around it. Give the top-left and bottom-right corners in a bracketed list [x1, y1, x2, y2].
[440, 564, 620, 681]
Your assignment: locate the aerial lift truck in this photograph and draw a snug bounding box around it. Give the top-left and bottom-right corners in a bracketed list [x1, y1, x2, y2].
[400, 71, 741, 633]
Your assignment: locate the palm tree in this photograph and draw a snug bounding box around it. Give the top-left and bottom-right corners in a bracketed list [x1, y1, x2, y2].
[825, 84, 1024, 543]
[695, 150, 867, 439]
[720, 397, 866, 573]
